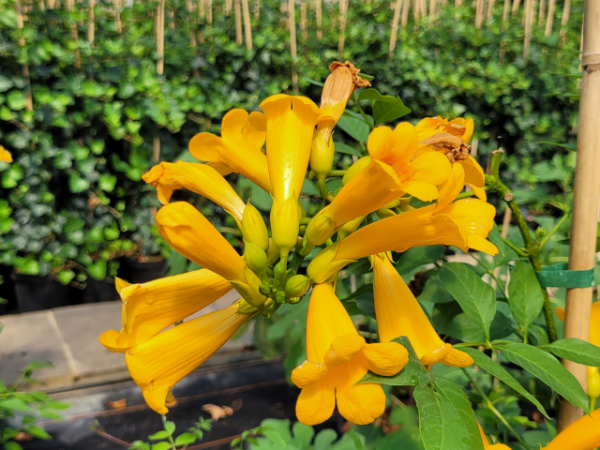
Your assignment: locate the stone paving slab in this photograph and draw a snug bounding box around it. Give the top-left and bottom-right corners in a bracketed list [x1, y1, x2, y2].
[0, 289, 254, 390]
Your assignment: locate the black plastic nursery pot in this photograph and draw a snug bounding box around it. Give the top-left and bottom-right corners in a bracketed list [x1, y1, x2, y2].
[120, 257, 166, 284]
[12, 274, 74, 313]
[82, 278, 119, 303]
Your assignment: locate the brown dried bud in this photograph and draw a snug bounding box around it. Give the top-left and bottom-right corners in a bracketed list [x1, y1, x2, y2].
[317, 61, 371, 143]
[418, 132, 471, 163]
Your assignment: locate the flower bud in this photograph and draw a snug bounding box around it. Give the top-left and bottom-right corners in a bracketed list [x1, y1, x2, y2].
[307, 242, 355, 284]
[285, 275, 311, 298]
[588, 366, 600, 402]
[244, 241, 268, 275]
[230, 268, 268, 308]
[305, 213, 336, 246]
[342, 156, 371, 185]
[242, 202, 269, 251]
[270, 196, 300, 257]
[310, 131, 335, 181]
[376, 208, 396, 220]
[266, 238, 280, 265]
[337, 215, 365, 240]
[237, 299, 259, 314]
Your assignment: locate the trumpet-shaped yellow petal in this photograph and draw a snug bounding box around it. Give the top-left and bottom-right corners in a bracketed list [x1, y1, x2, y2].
[0, 146, 12, 163]
[260, 94, 320, 203]
[436, 163, 466, 211]
[416, 116, 474, 144]
[335, 206, 468, 261]
[307, 242, 355, 284]
[543, 408, 600, 450]
[442, 198, 498, 255]
[126, 305, 252, 414]
[368, 122, 419, 167]
[293, 283, 408, 426]
[395, 152, 451, 202]
[557, 302, 600, 348]
[142, 161, 246, 221]
[189, 109, 271, 193]
[479, 423, 511, 450]
[98, 270, 233, 353]
[156, 202, 246, 282]
[415, 116, 449, 141]
[462, 155, 485, 188]
[372, 254, 473, 367]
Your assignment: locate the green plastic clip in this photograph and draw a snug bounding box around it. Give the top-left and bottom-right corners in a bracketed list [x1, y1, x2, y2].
[535, 263, 595, 289]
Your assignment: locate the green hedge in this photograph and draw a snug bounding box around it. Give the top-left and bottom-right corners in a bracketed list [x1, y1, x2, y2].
[0, 0, 581, 285]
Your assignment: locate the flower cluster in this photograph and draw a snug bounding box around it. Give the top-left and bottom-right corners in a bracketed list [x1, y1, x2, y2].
[100, 62, 498, 424]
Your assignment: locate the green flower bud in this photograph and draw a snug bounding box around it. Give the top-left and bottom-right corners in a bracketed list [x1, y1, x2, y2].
[270, 196, 300, 257]
[237, 299, 259, 314]
[307, 242, 355, 284]
[342, 156, 371, 185]
[305, 212, 336, 246]
[244, 241, 268, 275]
[242, 202, 269, 251]
[337, 215, 365, 240]
[285, 275, 311, 298]
[375, 208, 396, 220]
[310, 131, 335, 181]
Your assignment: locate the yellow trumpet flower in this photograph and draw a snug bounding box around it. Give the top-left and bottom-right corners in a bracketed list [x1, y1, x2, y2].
[292, 283, 409, 426]
[99, 269, 232, 353]
[126, 304, 254, 414]
[479, 423, 511, 449]
[416, 116, 486, 199]
[142, 161, 246, 222]
[260, 94, 320, 254]
[0, 146, 12, 163]
[556, 302, 600, 407]
[306, 122, 451, 245]
[372, 253, 473, 368]
[189, 109, 272, 193]
[334, 163, 497, 262]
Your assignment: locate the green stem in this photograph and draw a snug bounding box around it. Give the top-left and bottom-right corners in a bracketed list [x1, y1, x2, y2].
[161, 415, 177, 450]
[538, 210, 571, 250]
[317, 179, 328, 200]
[456, 190, 475, 200]
[501, 236, 528, 257]
[327, 170, 347, 178]
[462, 369, 533, 450]
[485, 172, 558, 342]
[352, 93, 374, 130]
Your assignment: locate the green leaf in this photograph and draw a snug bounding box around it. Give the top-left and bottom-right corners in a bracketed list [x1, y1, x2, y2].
[314, 429, 338, 450]
[337, 112, 370, 143]
[540, 338, 600, 367]
[433, 378, 484, 450]
[334, 141, 362, 157]
[501, 343, 589, 413]
[26, 425, 52, 440]
[149, 429, 171, 440]
[151, 443, 172, 450]
[536, 141, 577, 152]
[98, 174, 117, 192]
[7, 90, 27, 110]
[360, 336, 434, 386]
[174, 432, 197, 446]
[4, 442, 24, 450]
[439, 263, 496, 341]
[0, 397, 32, 412]
[0, 75, 14, 92]
[57, 270, 76, 285]
[69, 173, 90, 193]
[373, 99, 411, 126]
[414, 384, 472, 450]
[87, 260, 107, 280]
[507, 261, 544, 338]
[460, 347, 549, 418]
[164, 420, 176, 435]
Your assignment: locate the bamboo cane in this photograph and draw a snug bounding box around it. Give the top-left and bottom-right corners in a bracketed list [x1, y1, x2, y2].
[254, 0, 259, 19]
[225, 0, 232, 16]
[65, 0, 81, 68]
[235, 0, 243, 45]
[390, 0, 403, 56]
[38, 0, 45, 10]
[511, 0, 519, 15]
[156, 0, 165, 75]
[544, 0, 555, 36]
[316, 0, 322, 39]
[475, 0, 484, 28]
[487, 0, 495, 18]
[502, 0, 510, 21]
[338, 0, 347, 55]
[289, 0, 298, 90]
[88, 0, 95, 44]
[560, 0, 570, 27]
[401, 0, 410, 27]
[538, 0, 545, 26]
[523, 0, 532, 60]
[455, 0, 462, 5]
[429, 0, 436, 22]
[413, 0, 420, 20]
[15, 0, 32, 112]
[47, 0, 55, 8]
[114, 0, 122, 34]
[207, 0, 212, 28]
[420, 0, 427, 20]
[557, 0, 600, 431]
[241, 0, 253, 49]
[300, 1, 307, 41]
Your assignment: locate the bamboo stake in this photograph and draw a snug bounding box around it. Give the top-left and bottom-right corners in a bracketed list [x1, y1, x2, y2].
[420, 0, 427, 20]
[413, 0, 420, 20]
[511, 0, 519, 15]
[538, 0, 545, 26]
[503, 0, 510, 21]
[560, 0, 570, 28]
[475, 0, 484, 28]
[300, 0, 307, 41]
[390, 0, 403, 57]
[487, 0, 495, 18]
[241, 0, 253, 49]
[156, 0, 165, 75]
[254, 0, 259, 19]
[429, 0, 436, 22]
[544, 0, 555, 36]
[225, 0, 232, 16]
[47, 0, 55, 8]
[338, 0, 348, 55]
[289, 0, 298, 90]
[235, 0, 243, 45]
[199, 0, 206, 20]
[557, 0, 600, 430]
[455, 0, 462, 5]
[65, 0, 81, 68]
[207, 0, 212, 28]
[401, 0, 410, 27]
[15, 0, 32, 112]
[113, 0, 122, 34]
[316, 0, 322, 39]
[88, 0, 95, 44]
[38, 0, 45, 10]
[523, 0, 532, 61]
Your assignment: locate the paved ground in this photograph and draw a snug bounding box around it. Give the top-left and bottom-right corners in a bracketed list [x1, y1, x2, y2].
[0, 290, 249, 391]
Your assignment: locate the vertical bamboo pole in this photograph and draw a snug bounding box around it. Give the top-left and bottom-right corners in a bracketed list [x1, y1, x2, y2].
[401, 0, 410, 27]
[420, 0, 427, 20]
[487, 0, 495, 18]
[429, 0, 436, 22]
[455, 0, 462, 5]
[289, 0, 298, 90]
[15, 0, 32, 112]
[254, 0, 260, 19]
[38, 0, 45, 10]
[557, 0, 600, 431]
[88, 0, 95, 44]
[207, 0, 212, 28]
[186, 0, 198, 46]
[114, 0, 123, 34]
[523, 0, 532, 61]
[503, 0, 510, 21]
[413, 0, 420, 20]
[560, 0, 570, 27]
[225, 0, 232, 16]
[538, 0, 545, 26]
[338, 0, 348, 55]
[544, 0, 555, 35]
[156, 0, 165, 76]
[241, 0, 253, 49]
[512, 0, 520, 15]
[475, 0, 484, 28]
[316, 0, 322, 39]
[300, 0, 307, 41]
[235, 0, 243, 45]
[65, 0, 81, 68]
[390, 0, 403, 57]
